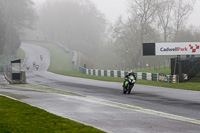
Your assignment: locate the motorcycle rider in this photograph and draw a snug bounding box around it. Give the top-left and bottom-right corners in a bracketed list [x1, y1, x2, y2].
[36, 65, 39, 70]
[123, 70, 137, 87]
[33, 61, 36, 67]
[26, 64, 30, 71]
[40, 55, 43, 61]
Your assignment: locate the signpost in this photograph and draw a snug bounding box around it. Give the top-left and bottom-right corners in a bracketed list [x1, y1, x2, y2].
[143, 42, 200, 56]
[155, 42, 200, 55]
[143, 42, 200, 82]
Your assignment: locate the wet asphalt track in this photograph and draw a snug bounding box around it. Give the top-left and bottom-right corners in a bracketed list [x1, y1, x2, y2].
[1, 43, 200, 133]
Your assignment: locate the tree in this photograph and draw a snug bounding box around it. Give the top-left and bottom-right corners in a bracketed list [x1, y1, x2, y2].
[126, 0, 162, 67]
[109, 0, 197, 69]
[173, 0, 196, 41]
[39, 0, 106, 62]
[128, 0, 161, 43]
[110, 0, 162, 68]
[157, 0, 174, 42]
[0, 0, 37, 55]
[109, 16, 141, 68]
[0, 0, 7, 54]
[0, 23, 6, 54]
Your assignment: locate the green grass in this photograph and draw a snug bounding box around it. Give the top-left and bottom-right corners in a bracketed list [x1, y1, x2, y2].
[24, 41, 74, 72]
[0, 96, 104, 133]
[43, 44, 73, 72]
[136, 79, 200, 91]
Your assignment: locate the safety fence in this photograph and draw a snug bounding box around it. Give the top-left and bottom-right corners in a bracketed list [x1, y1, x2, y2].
[79, 67, 180, 83]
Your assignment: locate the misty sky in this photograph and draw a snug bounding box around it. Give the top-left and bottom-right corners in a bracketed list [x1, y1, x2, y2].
[33, 0, 200, 27]
[92, 0, 200, 27]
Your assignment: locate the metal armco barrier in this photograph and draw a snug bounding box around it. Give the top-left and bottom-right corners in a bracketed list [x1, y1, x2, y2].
[79, 67, 180, 83]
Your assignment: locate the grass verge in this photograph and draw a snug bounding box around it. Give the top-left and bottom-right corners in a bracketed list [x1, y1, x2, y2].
[0, 96, 104, 133]
[136, 79, 200, 91]
[24, 41, 74, 72]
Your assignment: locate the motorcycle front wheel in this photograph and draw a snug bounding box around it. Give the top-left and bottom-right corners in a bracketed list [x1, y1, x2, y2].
[123, 87, 127, 94]
[128, 84, 134, 94]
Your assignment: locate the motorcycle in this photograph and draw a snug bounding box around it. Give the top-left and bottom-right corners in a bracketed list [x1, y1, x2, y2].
[123, 75, 136, 94]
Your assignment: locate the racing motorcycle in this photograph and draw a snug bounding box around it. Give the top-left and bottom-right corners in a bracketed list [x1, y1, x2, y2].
[123, 75, 136, 94]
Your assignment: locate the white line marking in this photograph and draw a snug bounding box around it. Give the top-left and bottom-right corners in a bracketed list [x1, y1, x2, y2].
[8, 84, 200, 125]
[82, 96, 200, 125]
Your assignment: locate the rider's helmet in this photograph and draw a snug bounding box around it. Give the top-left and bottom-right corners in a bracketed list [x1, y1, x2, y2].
[129, 70, 135, 75]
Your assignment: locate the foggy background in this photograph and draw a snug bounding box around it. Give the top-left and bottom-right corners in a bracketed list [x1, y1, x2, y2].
[1, 0, 200, 70]
[33, 0, 200, 26]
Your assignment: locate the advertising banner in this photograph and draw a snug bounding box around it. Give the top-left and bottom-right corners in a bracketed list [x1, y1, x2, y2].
[156, 42, 200, 55]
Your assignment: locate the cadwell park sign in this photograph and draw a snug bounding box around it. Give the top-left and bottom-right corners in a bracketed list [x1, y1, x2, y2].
[143, 42, 200, 82]
[143, 42, 200, 56]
